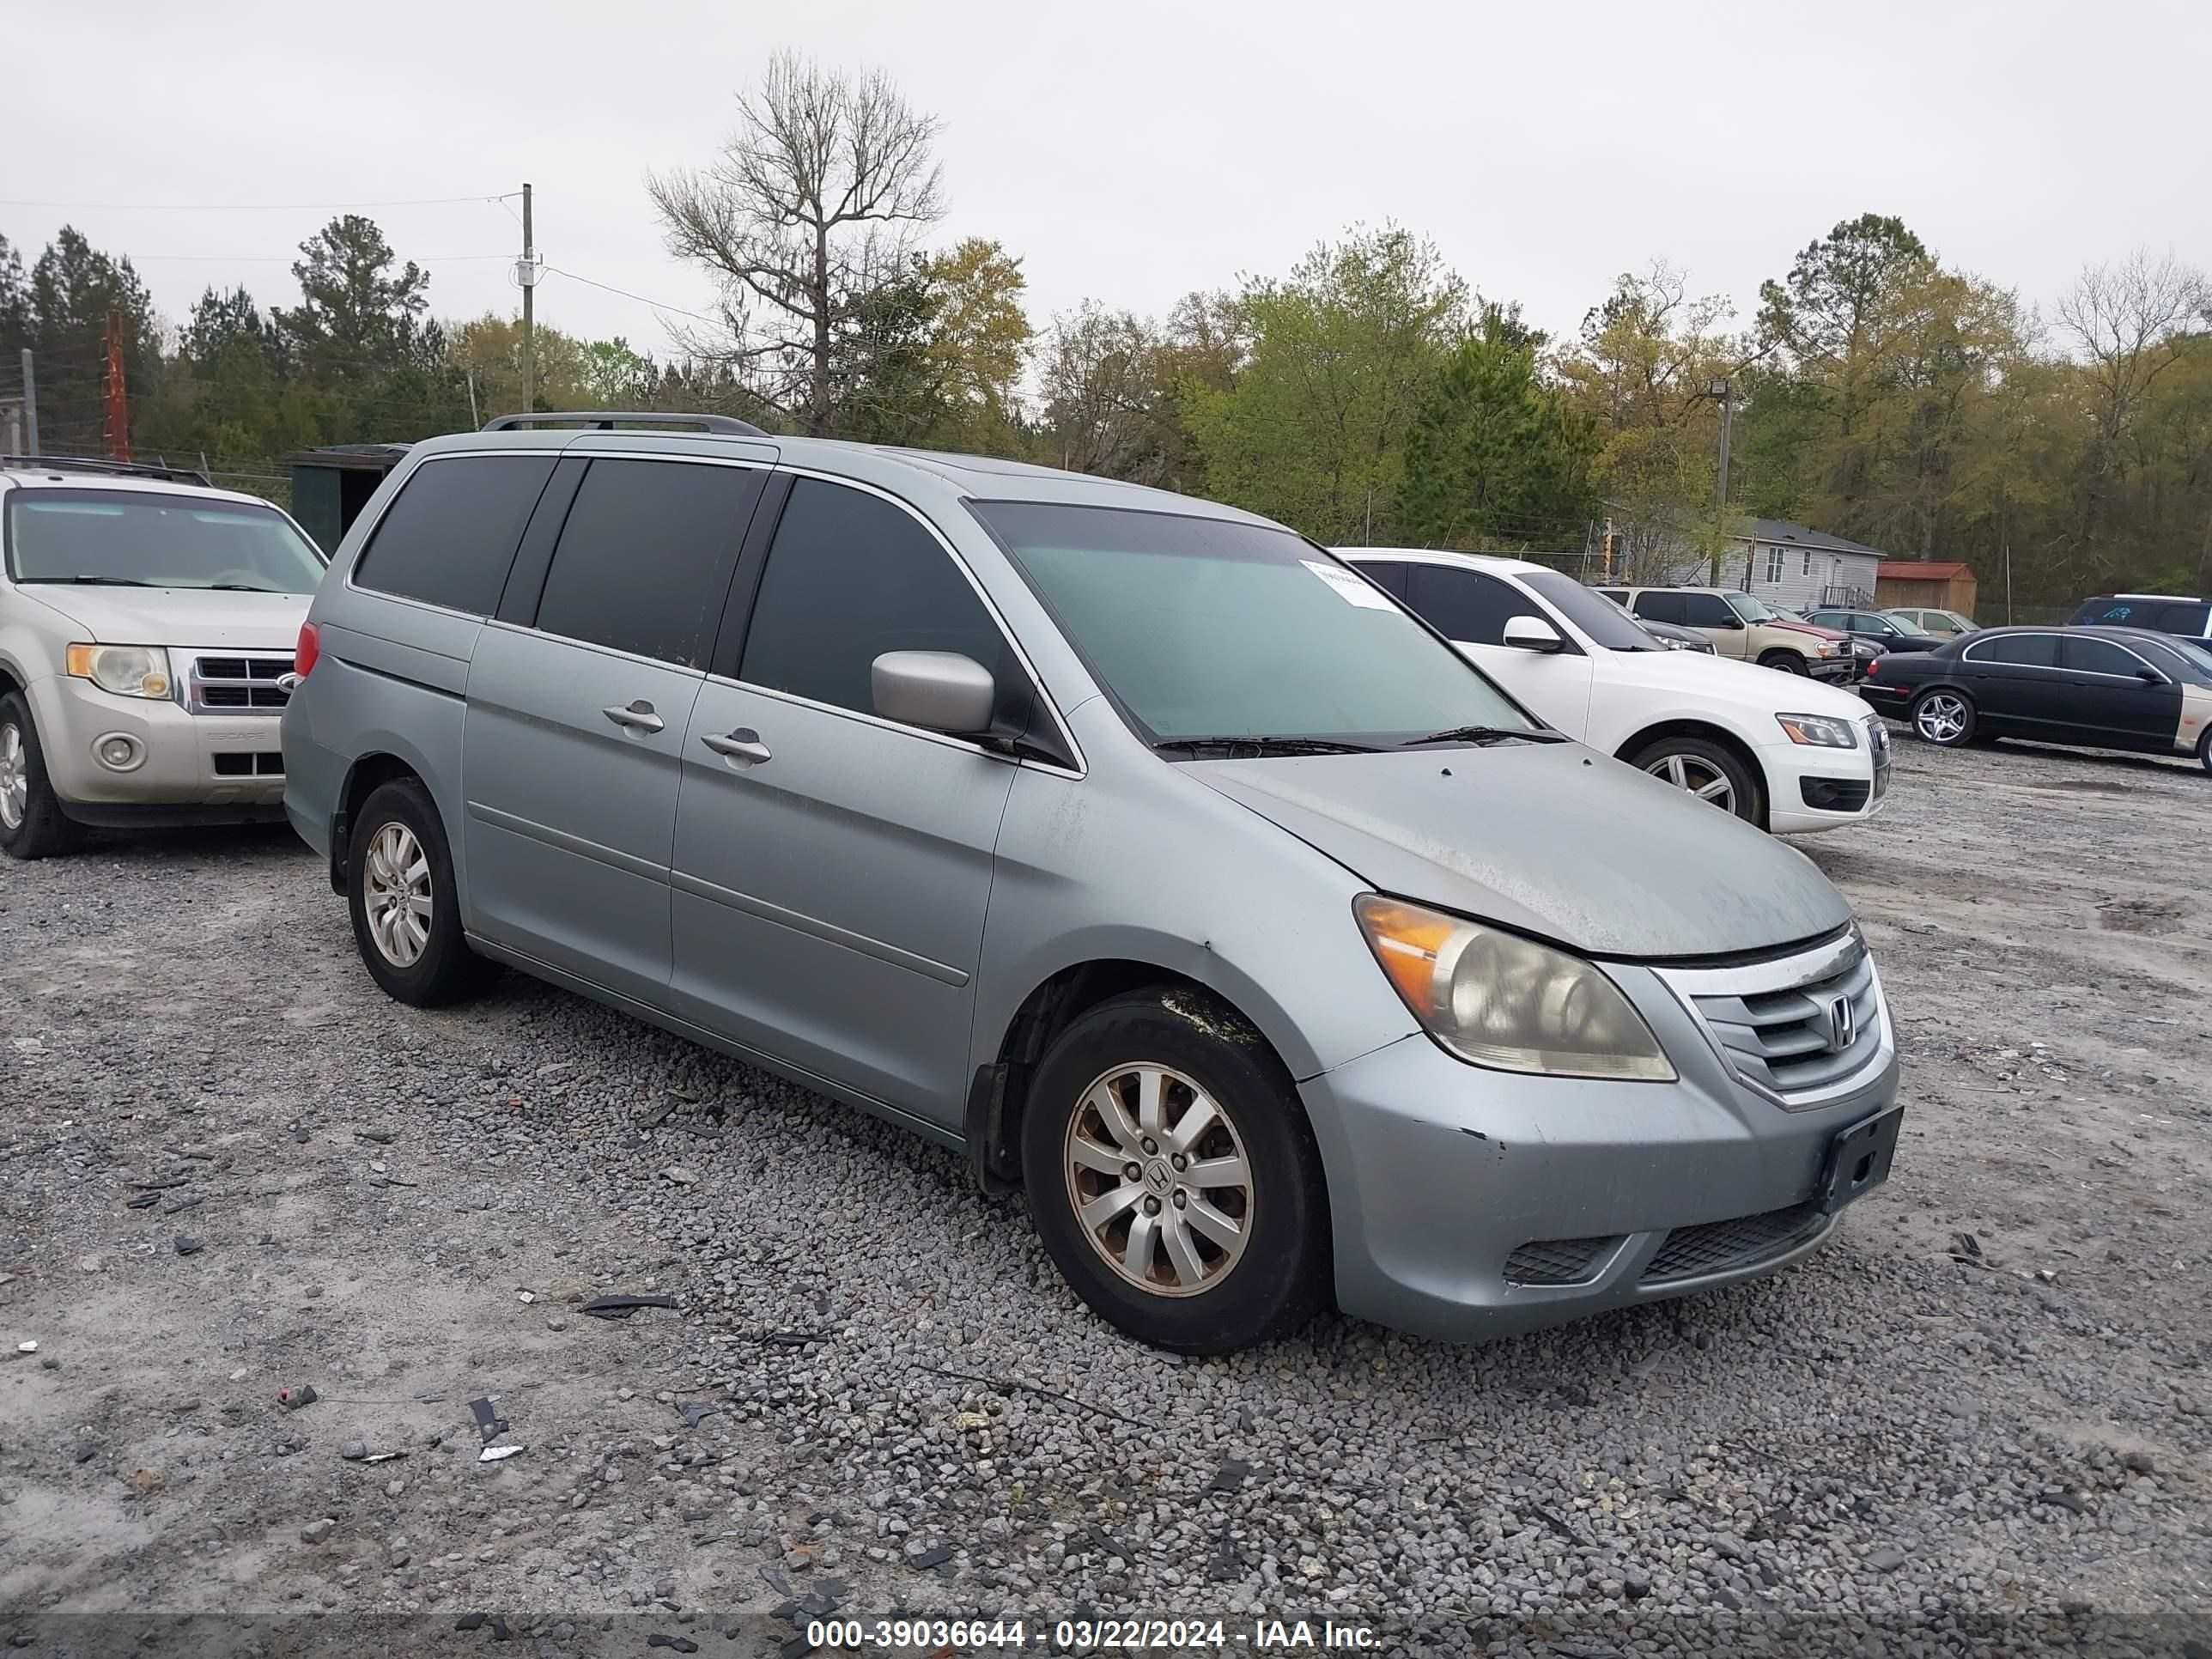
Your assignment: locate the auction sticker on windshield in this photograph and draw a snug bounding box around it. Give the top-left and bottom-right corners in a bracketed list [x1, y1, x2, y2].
[1301, 559, 1396, 609]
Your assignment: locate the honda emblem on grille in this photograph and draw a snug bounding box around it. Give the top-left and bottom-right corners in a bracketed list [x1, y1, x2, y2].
[1825, 994, 1856, 1053]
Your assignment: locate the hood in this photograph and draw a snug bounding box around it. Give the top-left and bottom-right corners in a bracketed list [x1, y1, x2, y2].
[1599, 646, 1872, 715]
[1187, 741, 1851, 959]
[1769, 617, 1848, 641]
[20, 586, 309, 651]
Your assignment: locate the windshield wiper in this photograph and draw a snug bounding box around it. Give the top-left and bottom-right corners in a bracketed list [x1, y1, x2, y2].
[24, 575, 158, 586]
[1154, 736, 1382, 758]
[1401, 725, 1570, 749]
[205, 582, 286, 592]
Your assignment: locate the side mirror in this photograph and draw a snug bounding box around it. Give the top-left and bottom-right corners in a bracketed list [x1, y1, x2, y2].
[871, 650, 996, 735]
[2136, 666, 2166, 686]
[1712, 615, 1745, 630]
[1502, 615, 1565, 653]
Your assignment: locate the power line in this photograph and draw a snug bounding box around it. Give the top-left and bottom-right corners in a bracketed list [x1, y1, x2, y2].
[0, 192, 521, 211]
[541, 265, 724, 330]
[125, 252, 512, 264]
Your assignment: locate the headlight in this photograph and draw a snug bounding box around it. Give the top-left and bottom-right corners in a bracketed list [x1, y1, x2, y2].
[1352, 895, 1675, 1080]
[1814, 640, 1842, 656]
[64, 643, 172, 699]
[1776, 712, 1859, 748]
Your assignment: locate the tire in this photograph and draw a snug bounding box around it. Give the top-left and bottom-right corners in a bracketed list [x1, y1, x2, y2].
[1909, 688, 1977, 747]
[0, 691, 84, 860]
[1627, 734, 1765, 827]
[1019, 987, 1328, 1353]
[1758, 649, 1809, 676]
[346, 777, 494, 1006]
[2198, 727, 2211, 776]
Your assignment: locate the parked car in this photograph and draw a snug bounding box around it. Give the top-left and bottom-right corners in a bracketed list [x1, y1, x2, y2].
[0, 454, 327, 859]
[1340, 550, 1889, 834]
[1858, 624, 2212, 769]
[1593, 585, 1856, 680]
[1604, 598, 1714, 653]
[285, 413, 1901, 1353]
[1803, 607, 1946, 656]
[1883, 605, 1977, 641]
[2067, 592, 2212, 642]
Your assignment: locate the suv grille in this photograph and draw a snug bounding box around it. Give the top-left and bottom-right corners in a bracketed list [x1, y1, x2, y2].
[1656, 933, 1888, 1108]
[188, 653, 293, 714]
[1641, 1200, 1829, 1285]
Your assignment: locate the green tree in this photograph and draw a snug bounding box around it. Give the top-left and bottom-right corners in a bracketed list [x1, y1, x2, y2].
[1186, 225, 1464, 541]
[276, 215, 434, 382]
[921, 237, 1032, 453]
[1397, 306, 1598, 550]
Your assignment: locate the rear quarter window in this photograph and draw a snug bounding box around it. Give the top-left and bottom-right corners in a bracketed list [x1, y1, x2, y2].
[352, 454, 556, 617]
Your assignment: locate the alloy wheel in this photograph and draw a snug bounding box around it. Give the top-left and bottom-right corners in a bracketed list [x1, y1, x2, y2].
[362, 821, 433, 968]
[0, 722, 25, 830]
[1915, 694, 1968, 744]
[1644, 750, 1736, 813]
[1063, 1062, 1253, 1298]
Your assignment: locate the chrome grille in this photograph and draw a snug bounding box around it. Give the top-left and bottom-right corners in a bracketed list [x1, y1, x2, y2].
[1656, 932, 1889, 1109]
[1641, 1200, 1830, 1285]
[187, 653, 294, 714]
[1503, 1235, 1620, 1287]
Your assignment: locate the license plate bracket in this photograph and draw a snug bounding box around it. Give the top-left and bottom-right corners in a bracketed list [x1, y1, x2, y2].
[1818, 1105, 1903, 1213]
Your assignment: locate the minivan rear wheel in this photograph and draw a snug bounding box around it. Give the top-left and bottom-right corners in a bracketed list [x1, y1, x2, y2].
[1020, 988, 1328, 1353]
[347, 778, 494, 1006]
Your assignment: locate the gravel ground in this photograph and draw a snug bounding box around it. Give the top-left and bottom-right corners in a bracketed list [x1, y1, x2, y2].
[2, 729, 2209, 1657]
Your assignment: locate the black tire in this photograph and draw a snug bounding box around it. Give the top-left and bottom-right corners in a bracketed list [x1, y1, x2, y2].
[1909, 687, 1977, 747]
[1626, 734, 1765, 827]
[1019, 987, 1328, 1353]
[0, 691, 84, 861]
[2198, 727, 2211, 775]
[1758, 649, 1809, 676]
[346, 777, 494, 1007]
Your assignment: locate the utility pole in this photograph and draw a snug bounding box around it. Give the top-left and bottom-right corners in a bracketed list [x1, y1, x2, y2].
[519, 181, 536, 418]
[102, 310, 132, 463]
[18, 349, 37, 454]
[1708, 376, 1734, 585]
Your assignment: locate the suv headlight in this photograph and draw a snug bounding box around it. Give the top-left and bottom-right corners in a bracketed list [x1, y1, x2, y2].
[1814, 639, 1843, 656]
[1776, 713, 1860, 748]
[65, 643, 172, 699]
[1353, 895, 1675, 1080]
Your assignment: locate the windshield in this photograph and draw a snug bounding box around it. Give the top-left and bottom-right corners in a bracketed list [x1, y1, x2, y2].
[4, 489, 327, 592]
[1528, 572, 1660, 651]
[2165, 636, 2212, 678]
[971, 502, 1536, 746]
[1723, 591, 1778, 623]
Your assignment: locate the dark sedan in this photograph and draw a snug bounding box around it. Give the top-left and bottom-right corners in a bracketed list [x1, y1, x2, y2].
[1804, 607, 1947, 655]
[1858, 625, 2212, 770]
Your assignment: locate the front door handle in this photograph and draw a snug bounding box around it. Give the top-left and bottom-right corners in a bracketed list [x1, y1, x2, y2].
[701, 728, 771, 765]
[602, 699, 665, 734]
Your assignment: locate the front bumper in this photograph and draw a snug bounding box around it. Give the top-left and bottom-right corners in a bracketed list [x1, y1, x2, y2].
[27, 673, 286, 821]
[1758, 726, 1890, 836]
[1301, 956, 1899, 1344]
[1807, 656, 1856, 683]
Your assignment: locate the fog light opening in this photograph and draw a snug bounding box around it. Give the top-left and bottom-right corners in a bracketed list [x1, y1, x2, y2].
[94, 732, 146, 772]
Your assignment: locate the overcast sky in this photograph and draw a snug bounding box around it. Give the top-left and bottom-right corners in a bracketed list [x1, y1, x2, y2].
[12, 0, 2209, 362]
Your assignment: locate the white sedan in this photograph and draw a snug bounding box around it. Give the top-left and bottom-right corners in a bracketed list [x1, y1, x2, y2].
[1338, 550, 1891, 836]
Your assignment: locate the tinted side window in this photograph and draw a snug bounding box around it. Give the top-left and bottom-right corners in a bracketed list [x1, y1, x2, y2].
[1352, 560, 1407, 600]
[1678, 592, 1738, 627]
[1405, 566, 1525, 646]
[533, 459, 759, 667]
[1633, 591, 1686, 624]
[1593, 588, 1628, 605]
[740, 478, 1010, 720]
[354, 455, 554, 616]
[2070, 598, 2136, 626]
[1967, 634, 2058, 667]
[2152, 601, 2212, 635]
[2064, 636, 2148, 677]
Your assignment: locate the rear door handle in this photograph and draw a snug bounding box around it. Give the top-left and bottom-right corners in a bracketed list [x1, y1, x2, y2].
[701, 728, 771, 766]
[602, 699, 665, 734]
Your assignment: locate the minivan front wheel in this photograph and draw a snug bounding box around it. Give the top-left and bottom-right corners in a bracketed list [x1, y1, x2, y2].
[1021, 988, 1328, 1353]
[347, 778, 493, 1006]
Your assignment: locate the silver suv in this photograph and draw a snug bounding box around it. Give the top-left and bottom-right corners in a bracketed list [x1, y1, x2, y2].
[0, 456, 327, 858]
[283, 412, 1902, 1352]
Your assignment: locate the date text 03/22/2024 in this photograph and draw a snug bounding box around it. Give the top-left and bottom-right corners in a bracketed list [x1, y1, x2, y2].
[802, 1618, 1381, 1650]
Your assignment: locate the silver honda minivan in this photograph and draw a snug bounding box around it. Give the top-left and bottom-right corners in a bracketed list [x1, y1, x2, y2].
[283, 413, 1901, 1352]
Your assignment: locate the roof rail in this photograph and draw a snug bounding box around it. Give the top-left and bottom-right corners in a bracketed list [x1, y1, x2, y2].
[480, 410, 768, 438]
[0, 453, 214, 486]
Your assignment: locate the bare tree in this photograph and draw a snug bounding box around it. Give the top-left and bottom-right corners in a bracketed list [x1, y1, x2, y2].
[647, 53, 945, 434]
[2057, 249, 2211, 450]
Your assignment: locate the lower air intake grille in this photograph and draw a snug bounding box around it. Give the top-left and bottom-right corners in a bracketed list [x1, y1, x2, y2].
[1504, 1235, 1620, 1287]
[1641, 1201, 1829, 1285]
